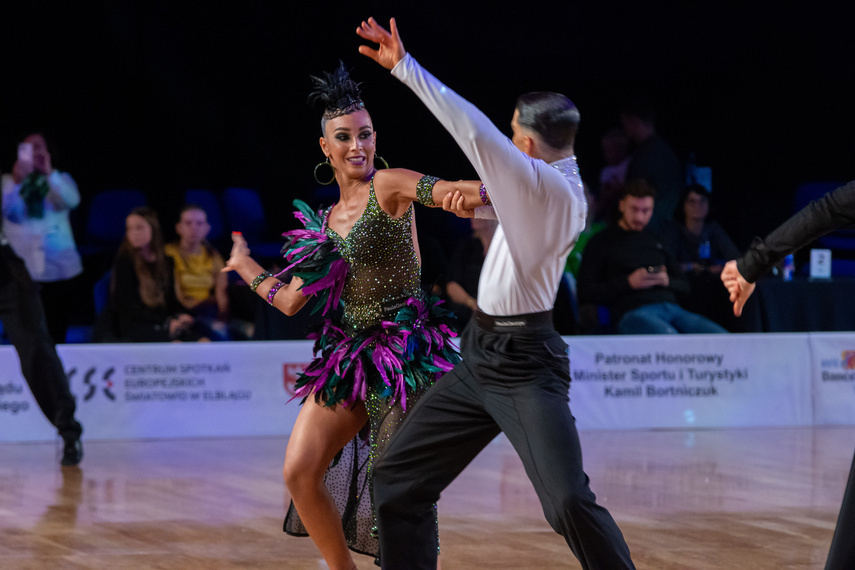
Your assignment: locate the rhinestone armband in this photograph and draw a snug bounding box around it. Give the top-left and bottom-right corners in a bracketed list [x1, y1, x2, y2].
[267, 280, 287, 306]
[415, 175, 441, 206]
[250, 271, 273, 292]
[479, 183, 492, 206]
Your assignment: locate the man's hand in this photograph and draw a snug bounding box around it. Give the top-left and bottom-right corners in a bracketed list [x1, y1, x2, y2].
[721, 259, 755, 317]
[35, 151, 52, 175]
[357, 17, 406, 70]
[628, 266, 668, 290]
[442, 190, 475, 218]
[11, 160, 34, 184]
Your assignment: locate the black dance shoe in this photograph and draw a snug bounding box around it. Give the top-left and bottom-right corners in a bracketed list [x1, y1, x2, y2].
[61, 437, 83, 467]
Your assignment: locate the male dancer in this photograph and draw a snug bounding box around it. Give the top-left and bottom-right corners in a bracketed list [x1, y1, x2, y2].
[722, 179, 855, 570]
[358, 18, 634, 569]
[0, 216, 83, 466]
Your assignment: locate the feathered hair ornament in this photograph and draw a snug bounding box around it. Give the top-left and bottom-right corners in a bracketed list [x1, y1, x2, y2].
[308, 61, 365, 121]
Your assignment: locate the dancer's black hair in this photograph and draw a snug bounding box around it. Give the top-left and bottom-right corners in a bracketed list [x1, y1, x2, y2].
[308, 61, 366, 135]
[515, 92, 580, 151]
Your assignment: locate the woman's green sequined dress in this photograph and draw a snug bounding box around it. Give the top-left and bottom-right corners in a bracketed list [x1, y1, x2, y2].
[282, 177, 459, 559]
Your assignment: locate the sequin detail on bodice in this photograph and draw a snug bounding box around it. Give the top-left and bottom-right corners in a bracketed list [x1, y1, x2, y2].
[325, 179, 421, 332]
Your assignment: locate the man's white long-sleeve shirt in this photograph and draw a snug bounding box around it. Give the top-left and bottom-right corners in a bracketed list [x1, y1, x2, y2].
[1, 170, 83, 281]
[392, 54, 586, 316]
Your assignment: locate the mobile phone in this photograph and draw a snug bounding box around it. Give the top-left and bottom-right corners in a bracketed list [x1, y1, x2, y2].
[17, 142, 33, 164]
[646, 265, 657, 273]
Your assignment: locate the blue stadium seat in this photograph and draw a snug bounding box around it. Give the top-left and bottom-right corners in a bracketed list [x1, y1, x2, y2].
[222, 187, 282, 260]
[84, 189, 147, 250]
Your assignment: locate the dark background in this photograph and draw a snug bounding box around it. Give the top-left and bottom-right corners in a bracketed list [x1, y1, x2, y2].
[2, 1, 854, 254]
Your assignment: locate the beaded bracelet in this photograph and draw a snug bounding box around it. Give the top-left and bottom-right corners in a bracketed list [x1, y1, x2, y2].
[250, 271, 272, 292]
[479, 183, 492, 206]
[267, 280, 287, 306]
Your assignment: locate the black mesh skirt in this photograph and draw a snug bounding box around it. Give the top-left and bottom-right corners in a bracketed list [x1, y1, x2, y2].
[283, 383, 438, 563]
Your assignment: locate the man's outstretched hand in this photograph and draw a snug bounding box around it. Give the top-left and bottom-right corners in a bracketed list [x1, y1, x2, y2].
[357, 17, 406, 70]
[721, 259, 756, 317]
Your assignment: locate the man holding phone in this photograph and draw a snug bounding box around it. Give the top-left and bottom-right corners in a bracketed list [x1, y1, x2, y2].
[0, 136, 83, 466]
[577, 179, 728, 334]
[2, 132, 84, 346]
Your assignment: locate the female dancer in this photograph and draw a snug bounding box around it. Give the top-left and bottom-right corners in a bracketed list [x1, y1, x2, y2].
[223, 63, 486, 569]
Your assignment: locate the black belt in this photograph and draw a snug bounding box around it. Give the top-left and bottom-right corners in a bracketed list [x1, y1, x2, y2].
[475, 310, 553, 332]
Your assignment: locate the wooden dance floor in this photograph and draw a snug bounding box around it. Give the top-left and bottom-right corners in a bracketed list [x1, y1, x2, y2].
[1, 425, 852, 569]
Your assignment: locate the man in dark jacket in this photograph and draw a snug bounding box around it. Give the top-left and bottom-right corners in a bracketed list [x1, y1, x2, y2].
[723, 180, 855, 570]
[578, 179, 727, 334]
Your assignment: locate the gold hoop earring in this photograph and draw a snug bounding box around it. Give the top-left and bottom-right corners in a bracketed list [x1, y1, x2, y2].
[313, 158, 336, 185]
[375, 155, 390, 169]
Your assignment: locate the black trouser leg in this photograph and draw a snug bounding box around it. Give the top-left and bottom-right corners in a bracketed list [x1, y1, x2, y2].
[374, 320, 634, 570]
[826, 449, 855, 570]
[373, 360, 501, 569]
[466, 323, 633, 569]
[38, 277, 78, 345]
[485, 343, 634, 569]
[0, 251, 81, 440]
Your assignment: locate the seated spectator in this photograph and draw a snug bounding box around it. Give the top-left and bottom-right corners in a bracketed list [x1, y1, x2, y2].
[577, 180, 728, 335]
[659, 184, 743, 331]
[103, 207, 206, 342]
[445, 217, 497, 323]
[1, 131, 83, 344]
[164, 204, 231, 340]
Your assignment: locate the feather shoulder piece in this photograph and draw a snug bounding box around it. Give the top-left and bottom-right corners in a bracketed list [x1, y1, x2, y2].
[279, 199, 348, 315]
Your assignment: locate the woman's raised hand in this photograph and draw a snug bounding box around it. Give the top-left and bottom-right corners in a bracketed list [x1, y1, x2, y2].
[222, 231, 251, 273]
[357, 17, 406, 70]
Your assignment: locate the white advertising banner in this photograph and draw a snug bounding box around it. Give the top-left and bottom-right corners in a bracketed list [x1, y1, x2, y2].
[0, 341, 314, 442]
[809, 332, 855, 425]
[1, 333, 849, 442]
[566, 334, 814, 430]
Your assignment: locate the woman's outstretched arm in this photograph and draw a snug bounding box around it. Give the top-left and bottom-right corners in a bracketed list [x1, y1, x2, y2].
[222, 232, 309, 316]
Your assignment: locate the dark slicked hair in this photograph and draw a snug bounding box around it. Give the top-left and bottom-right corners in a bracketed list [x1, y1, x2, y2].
[621, 178, 657, 200]
[515, 92, 580, 150]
